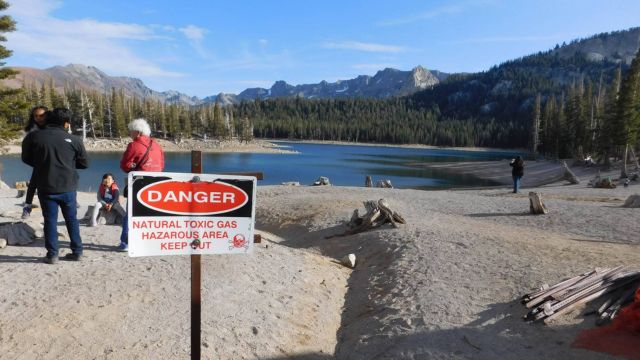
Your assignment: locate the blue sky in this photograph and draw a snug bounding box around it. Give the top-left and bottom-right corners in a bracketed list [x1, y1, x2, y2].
[5, 0, 640, 97]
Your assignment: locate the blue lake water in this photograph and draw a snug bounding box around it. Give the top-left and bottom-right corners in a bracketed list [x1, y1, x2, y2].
[1, 141, 525, 192]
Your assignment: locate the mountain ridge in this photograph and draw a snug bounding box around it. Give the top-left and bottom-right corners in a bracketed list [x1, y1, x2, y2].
[2, 64, 444, 106]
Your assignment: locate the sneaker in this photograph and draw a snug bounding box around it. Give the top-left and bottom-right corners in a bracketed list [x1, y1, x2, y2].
[117, 243, 128, 252]
[63, 253, 82, 261]
[21, 206, 32, 220]
[43, 256, 58, 265]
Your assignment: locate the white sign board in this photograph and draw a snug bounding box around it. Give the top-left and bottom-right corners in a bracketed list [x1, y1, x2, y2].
[127, 171, 256, 257]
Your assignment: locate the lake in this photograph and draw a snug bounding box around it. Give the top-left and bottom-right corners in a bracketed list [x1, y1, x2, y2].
[1, 141, 525, 192]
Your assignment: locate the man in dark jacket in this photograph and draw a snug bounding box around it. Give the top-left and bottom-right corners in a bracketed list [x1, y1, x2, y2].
[22, 108, 89, 264]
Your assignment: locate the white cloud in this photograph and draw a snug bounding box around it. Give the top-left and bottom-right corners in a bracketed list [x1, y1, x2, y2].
[6, 0, 182, 78]
[179, 25, 212, 59]
[179, 25, 206, 41]
[323, 41, 407, 53]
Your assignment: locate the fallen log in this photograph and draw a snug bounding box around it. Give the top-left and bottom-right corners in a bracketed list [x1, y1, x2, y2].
[562, 161, 580, 184]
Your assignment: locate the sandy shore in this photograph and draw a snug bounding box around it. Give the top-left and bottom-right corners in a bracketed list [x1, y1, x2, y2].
[0, 161, 638, 359]
[271, 139, 524, 153]
[1, 137, 295, 155]
[412, 159, 624, 188]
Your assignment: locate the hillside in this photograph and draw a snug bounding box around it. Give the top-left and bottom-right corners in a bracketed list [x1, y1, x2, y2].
[3, 64, 201, 105]
[412, 27, 640, 122]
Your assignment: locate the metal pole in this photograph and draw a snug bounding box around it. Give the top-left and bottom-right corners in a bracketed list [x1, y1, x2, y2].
[191, 150, 202, 360]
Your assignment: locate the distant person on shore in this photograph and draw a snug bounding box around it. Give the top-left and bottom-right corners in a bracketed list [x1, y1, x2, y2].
[21, 106, 48, 219]
[118, 119, 164, 252]
[510, 156, 524, 193]
[21, 108, 89, 264]
[89, 173, 125, 227]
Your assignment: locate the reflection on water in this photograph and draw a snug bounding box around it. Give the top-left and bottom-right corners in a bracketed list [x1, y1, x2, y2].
[0, 142, 524, 191]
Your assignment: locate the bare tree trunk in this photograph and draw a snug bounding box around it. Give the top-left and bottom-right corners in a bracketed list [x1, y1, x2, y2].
[621, 144, 629, 179]
[80, 90, 87, 142]
[562, 161, 580, 184]
[628, 146, 640, 172]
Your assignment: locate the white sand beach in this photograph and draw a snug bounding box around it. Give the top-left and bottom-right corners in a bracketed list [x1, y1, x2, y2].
[0, 161, 638, 359]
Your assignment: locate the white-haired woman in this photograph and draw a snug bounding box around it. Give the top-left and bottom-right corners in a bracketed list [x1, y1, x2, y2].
[118, 118, 165, 251]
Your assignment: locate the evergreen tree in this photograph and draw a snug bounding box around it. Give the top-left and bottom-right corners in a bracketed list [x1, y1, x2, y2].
[212, 102, 226, 138]
[614, 48, 640, 149]
[596, 67, 621, 164]
[0, 1, 27, 138]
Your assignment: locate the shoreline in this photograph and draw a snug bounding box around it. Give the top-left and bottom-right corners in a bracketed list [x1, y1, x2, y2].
[1, 137, 297, 155]
[270, 138, 528, 153]
[3, 135, 528, 155]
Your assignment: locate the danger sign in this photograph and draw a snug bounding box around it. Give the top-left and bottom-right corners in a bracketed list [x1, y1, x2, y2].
[127, 171, 256, 257]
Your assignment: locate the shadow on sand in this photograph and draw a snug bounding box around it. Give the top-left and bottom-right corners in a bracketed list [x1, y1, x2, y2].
[258, 219, 609, 360]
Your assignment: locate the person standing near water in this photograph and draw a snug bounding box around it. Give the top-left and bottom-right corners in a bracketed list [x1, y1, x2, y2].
[510, 156, 524, 193]
[118, 119, 164, 252]
[21, 108, 89, 264]
[21, 106, 48, 219]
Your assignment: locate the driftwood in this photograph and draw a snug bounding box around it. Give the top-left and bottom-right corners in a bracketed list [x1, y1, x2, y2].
[281, 181, 300, 186]
[365, 176, 372, 188]
[588, 171, 617, 188]
[312, 176, 331, 186]
[376, 180, 393, 188]
[327, 199, 406, 238]
[522, 266, 640, 324]
[562, 161, 580, 184]
[528, 192, 548, 214]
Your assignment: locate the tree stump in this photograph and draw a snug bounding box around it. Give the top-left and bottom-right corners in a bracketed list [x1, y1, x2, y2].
[83, 205, 124, 225]
[529, 192, 549, 214]
[562, 161, 580, 184]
